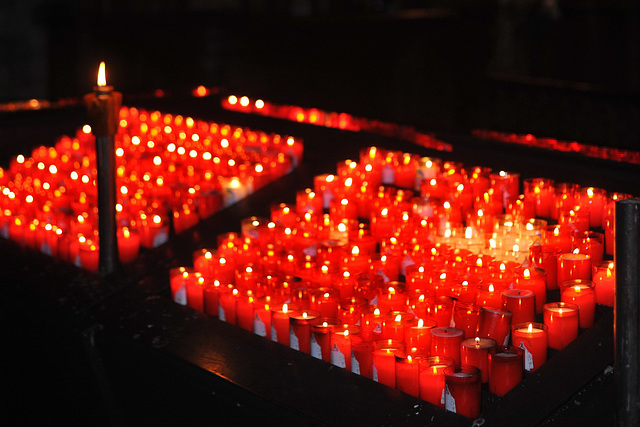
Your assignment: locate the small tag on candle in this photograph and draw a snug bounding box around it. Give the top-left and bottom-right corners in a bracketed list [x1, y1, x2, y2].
[370, 294, 379, 306]
[351, 351, 360, 375]
[174, 285, 187, 306]
[376, 269, 390, 283]
[519, 341, 535, 371]
[303, 243, 317, 257]
[444, 384, 456, 413]
[331, 343, 346, 368]
[0, 224, 8, 239]
[153, 229, 168, 247]
[74, 254, 82, 268]
[290, 329, 299, 351]
[322, 190, 333, 209]
[373, 322, 382, 335]
[254, 314, 267, 337]
[381, 165, 394, 184]
[218, 303, 226, 322]
[41, 241, 52, 256]
[372, 363, 378, 382]
[271, 324, 277, 342]
[503, 331, 511, 347]
[401, 254, 415, 276]
[310, 334, 321, 359]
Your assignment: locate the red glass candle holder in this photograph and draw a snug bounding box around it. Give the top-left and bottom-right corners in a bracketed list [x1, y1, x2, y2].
[311, 317, 341, 362]
[405, 318, 438, 353]
[290, 309, 321, 354]
[351, 337, 374, 379]
[501, 289, 535, 325]
[488, 345, 524, 396]
[451, 301, 482, 338]
[331, 324, 361, 371]
[511, 322, 548, 372]
[382, 310, 415, 342]
[461, 337, 497, 383]
[372, 339, 405, 388]
[419, 355, 455, 407]
[560, 279, 596, 328]
[270, 302, 300, 346]
[430, 327, 464, 365]
[444, 365, 482, 418]
[592, 261, 615, 307]
[513, 266, 546, 314]
[529, 244, 561, 290]
[543, 302, 579, 350]
[394, 350, 423, 398]
[477, 307, 512, 346]
[557, 251, 592, 284]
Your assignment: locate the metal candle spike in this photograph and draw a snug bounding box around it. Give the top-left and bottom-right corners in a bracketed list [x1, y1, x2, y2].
[84, 62, 122, 275]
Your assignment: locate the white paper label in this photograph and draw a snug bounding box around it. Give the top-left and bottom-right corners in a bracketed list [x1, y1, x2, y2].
[290, 329, 299, 350]
[372, 363, 378, 382]
[41, 241, 52, 256]
[74, 254, 82, 268]
[302, 243, 318, 257]
[370, 295, 379, 306]
[401, 253, 415, 276]
[444, 384, 456, 412]
[310, 334, 321, 359]
[351, 351, 360, 375]
[331, 343, 346, 368]
[271, 324, 277, 342]
[376, 269, 390, 283]
[254, 314, 266, 337]
[322, 190, 333, 209]
[218, 303, 226, 322]
[174, 285, 187, 306]
[153, 229, 168, 247]
[373, 322, 382, 335]
[503, 331, 511, 347]
[382, 165, 394, 184]
[519, 341, 535, 371]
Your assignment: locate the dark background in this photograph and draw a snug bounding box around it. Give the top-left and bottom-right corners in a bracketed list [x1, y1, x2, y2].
[2, 0, 640, 149]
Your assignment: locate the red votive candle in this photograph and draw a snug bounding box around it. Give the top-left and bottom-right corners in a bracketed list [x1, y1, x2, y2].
[426, 296, 455, 328]
[543, 302, 579, 350]
[461, 336, 497, 383]
[529, 244, 561, 290]
[331, 324, 360, 371]
[311, 317, 340, 362]
[430, 327, 464, 365]
[476, 283, 504, 310]
[488, 345, 524, 396]
[557, 251, 592, 284]
[501, 289, 535, 325]
[289, 309, 321, 354]
[219, 286, 239, 325]
[383, 310, 415, 342]
[253, 295, 282, 339]
[560, 279, 596, 328]
[236, 291, 258, 331]
[419, 356, 455, 407]
[309, 288, 341, 318]
[513, 267, 547, 314]
[393, 351, 423, 399]
[170, 267, 192, 306]
[451, 301, 482, 339]
[361, 306, 384, 342]
[477, 307, 513, 347]
[186, 274, 205, 313]
[444, 365, 482, 419]
[592, 261, 615, 307]
[512, 322, 548, 372]
[270, 302, 300, 346]
[544, 225, 573, 254]
[373, 339, 405, 387]
[351, 337, 374, 379]
[405, 318, 438, 353]
[203, 279, 223, 317]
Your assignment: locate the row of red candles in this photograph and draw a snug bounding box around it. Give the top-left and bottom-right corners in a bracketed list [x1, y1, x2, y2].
[0, 107, 303, 270]
[221, 94, 453, 153]
[170, 145, 632, 418]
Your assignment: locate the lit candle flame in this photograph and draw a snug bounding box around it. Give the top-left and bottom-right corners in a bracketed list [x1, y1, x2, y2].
[395, 314, 402, 322]
[527, 323, 533, 333]
[475, 337, 480, 345]
[523, 268, 531, 279]
[417, 319, 424, 328]
[282, 303, 288, 313]
[97, 62, 107, 86]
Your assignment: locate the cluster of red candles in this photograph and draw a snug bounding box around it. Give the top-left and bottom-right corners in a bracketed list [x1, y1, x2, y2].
[0, 106, 303, 271]
[472, 129, 640, 165]
[221, 94, 453, 152]
[171, 145, 632, 418]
